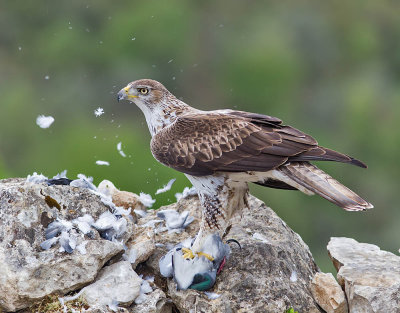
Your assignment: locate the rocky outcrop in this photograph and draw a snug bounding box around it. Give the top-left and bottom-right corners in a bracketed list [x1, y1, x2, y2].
[0, 178, 128, 312]
[328, 237, 400, 313]
[125, 225, 156, 269]
[143, 196, 322, 313]
[79, 261, 142, 308]
[0, 176, 334, 313]
[311, 272, 348, 313]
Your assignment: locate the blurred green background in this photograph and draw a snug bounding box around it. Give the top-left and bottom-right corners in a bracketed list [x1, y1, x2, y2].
[1, 0, 399, 273]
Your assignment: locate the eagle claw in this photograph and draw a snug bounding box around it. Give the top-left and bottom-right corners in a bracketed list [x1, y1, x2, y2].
[182, 247, 215, 262]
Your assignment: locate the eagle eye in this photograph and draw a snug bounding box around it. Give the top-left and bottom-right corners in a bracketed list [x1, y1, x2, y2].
[138, 88, 149, 95]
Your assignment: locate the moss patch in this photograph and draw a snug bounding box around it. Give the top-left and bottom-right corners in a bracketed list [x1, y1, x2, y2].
[28, 294, 89, 313]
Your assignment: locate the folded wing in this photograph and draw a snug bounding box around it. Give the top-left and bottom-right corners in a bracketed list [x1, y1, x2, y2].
[150, 111, 366, 176]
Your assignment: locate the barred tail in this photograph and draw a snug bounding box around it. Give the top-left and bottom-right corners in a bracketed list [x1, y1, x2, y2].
[277, 162, 373, 211]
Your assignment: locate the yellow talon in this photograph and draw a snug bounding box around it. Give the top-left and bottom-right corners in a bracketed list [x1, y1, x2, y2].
[182, 247, 195, 259]
[181, 248, 214, 262]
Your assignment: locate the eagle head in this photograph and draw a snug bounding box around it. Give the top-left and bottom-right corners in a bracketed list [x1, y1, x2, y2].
[117, 79, 169, 108]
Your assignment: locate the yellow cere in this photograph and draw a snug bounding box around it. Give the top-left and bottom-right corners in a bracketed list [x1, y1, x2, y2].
[123, 86, 138, 99]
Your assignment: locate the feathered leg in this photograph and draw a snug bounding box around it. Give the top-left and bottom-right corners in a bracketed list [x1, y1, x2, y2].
[185, 174, 249, 257]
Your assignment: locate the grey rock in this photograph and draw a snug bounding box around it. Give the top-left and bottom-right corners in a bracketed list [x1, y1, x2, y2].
[145, 195, 322, 313]
[80, 261, 142, 309]
[124, 224, 156, 269]
[328, 237, 400, 313]
[130, 288, 172, 313]
[0, 178, 130, 312]
[311, 272, 348, 313]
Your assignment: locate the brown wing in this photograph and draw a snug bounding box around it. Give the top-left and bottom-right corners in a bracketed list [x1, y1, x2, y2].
[150, 111, 366, 176]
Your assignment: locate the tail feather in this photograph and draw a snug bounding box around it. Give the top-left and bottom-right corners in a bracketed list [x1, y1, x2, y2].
[289, 147, 368, 168]
[278, 162, 373, 211]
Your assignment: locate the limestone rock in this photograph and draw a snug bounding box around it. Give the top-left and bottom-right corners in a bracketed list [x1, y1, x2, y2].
[145, 195, 322, 313]
[0, 178, 128, 312]
[125, 225, 156, 269]
[130, 288, 172, 313]
[328, 237, 400, 312]
[80, 261, 142, 309]
[311, 272, 348, 313]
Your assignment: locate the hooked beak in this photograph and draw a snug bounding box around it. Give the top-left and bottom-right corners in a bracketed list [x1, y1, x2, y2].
[117, 86, 138, 102]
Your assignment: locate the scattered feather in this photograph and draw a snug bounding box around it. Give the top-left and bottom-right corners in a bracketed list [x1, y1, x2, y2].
[52, 170, 68, 179]
[117, 142, 127, 157]
[138, 192, 155, 208]
[134, 293, 147, 305]
[144, 276, 154, 283]
[114, 206, 131, 216]
[290, 271, 298, 282]
[92, 210, 127, 241]
[140, 280, 153, 294]
[26, 172, 48, 184]
[45, 220, 72, 240]
[140, 219, 163, 229]
[123, 248, 137, 264]
[134, 209, 147, 218]
[175, 186, 197, 201]
[70, 174, 97, 191]
[40, 237, 59, 250]
[94, 107, 104, 117]
[58, 297, 68, 313]
[92, 211, 117, 230]
[205, 292, 221, 300]
[155, 178, 176, 195]
[134, 279, 153, 305]
[96, 160, 110, 166]
[76, 241, 88, 255]
[60, 289, 84, 303]
[252, 232, 269, 244]
[36, 115, 55, 128]
[157, 209, 194, 231]
[59, 231, 76, 253]
[73, 214, 94, 234]
[107, 300, 120, 312]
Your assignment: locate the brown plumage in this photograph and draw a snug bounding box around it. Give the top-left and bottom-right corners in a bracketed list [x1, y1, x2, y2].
[151, 111, 366, 176]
